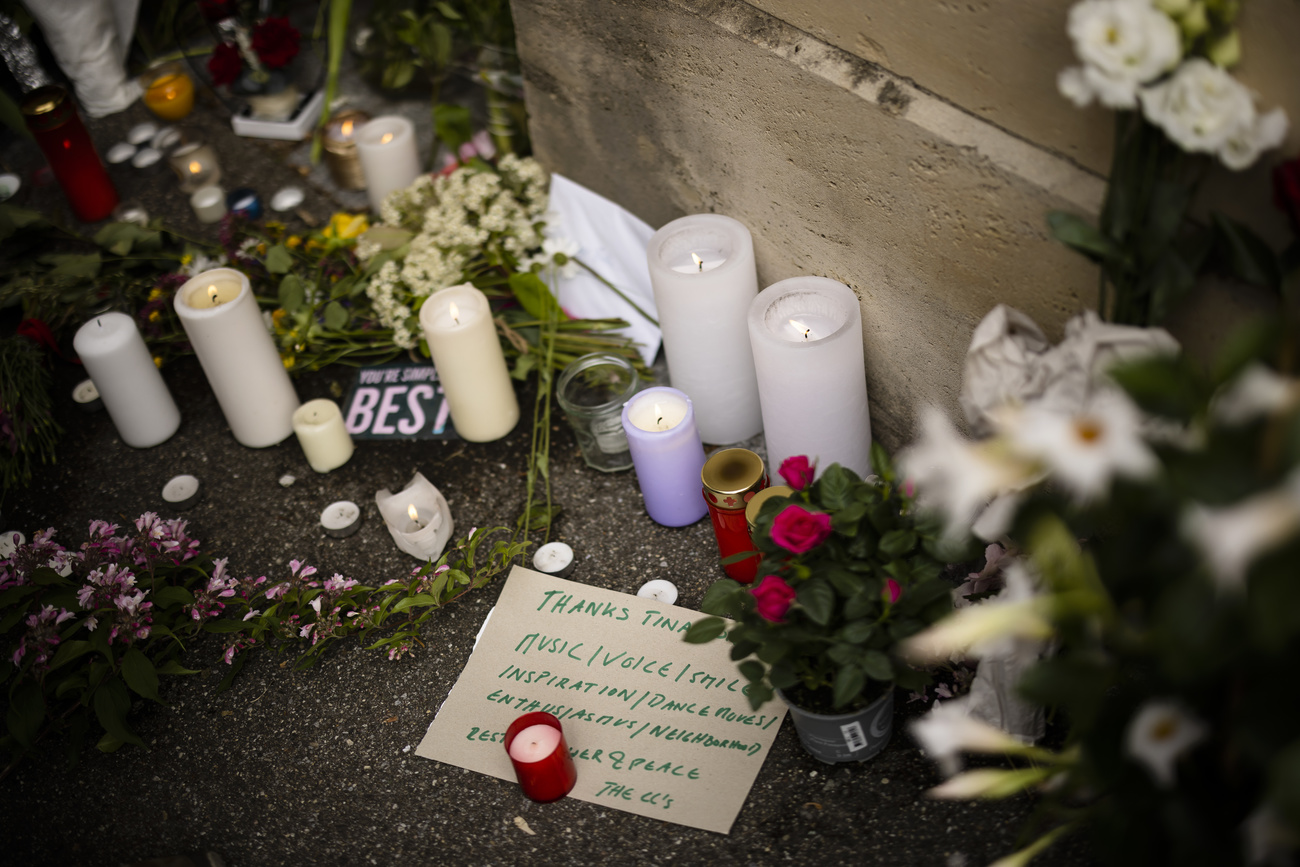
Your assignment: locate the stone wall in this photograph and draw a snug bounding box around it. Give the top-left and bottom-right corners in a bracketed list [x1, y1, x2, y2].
[511, 0, 1300, 449]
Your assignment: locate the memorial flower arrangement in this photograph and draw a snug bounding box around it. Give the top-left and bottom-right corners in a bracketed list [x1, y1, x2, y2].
[898, 321, 1300, 866]
[203, 2, 300, 92]
[1050, 0, 1290, 326]
[684, 451, 958, 713]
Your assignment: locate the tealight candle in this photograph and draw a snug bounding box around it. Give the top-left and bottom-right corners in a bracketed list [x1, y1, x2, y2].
[356, 115, 421, 212]
[190, 185, 227, 224]
[637, 579, 678, 605]
[322, 109, 370, 190]
[169, 142, 222, 193]
[320, 500, 362, 538]
[292, 399, 355, 473]
[504, 712, 578, 803]
[620, 386, 708, 527]
[71, 378, 103, 413]
[140, 62, 195, 121]
[72, 313, 181, 448]
[173, 268, 300, 447]
[532, 541, 575, 577]
[645, 214, 762, 444]
[162, 474, 201, 509]
[418, 283, 519, 442]
[226, 187, 262, 219]
[748, 276, 872, 478]
[375, 472, 454, 561]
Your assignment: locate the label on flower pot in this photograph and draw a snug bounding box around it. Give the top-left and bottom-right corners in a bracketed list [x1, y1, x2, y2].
[416, 566, 788, 834]
[343, 363, 457, 440]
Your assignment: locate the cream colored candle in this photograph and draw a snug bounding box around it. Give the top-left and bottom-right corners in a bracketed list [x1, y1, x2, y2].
[173, 267, 300, 447]
[190, 185, 226, 224]
[418, 282, 519, 442]
[292, 399, 355, 473]
[356, 115, 421, 212]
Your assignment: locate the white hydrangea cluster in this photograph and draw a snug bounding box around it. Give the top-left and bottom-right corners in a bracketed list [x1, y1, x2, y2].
[1057, 0, 1286, 170]
[365, 260, 418, 349]
[379, 174, 439, 231]
[401, 236, 468, 297]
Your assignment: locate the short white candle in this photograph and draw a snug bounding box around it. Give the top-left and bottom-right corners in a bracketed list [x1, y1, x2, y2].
[320, 500, 362, 538]
[356, 115, 421, 213]
[72, 313, 181, 448]
[162, 474, 200, 508]
[174, 268, 300, 448]
[292, 399, 354, 473]
[508, 723, 562, 762]
[190, 185, 227, 224]
[533, 541, 575, 575]
[748, 276, 872, 478]
[418, 283, 519, 442]
[646, 214, 763, 444]
[71, 378, 103, 412]
[637, 579, 678, 605]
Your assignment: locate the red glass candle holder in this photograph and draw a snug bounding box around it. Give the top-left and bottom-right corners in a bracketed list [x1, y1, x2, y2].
[21, 86, 119, 222]
[504, 712, 577, 803]
[701, 448, 768, 584]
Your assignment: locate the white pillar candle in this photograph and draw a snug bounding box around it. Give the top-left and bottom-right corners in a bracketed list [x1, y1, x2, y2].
[190, 185, 226, 224]
[645, 214, 763, 444]
[417, 282, 519, 442]
[748, 276, 872, 478]
[292, 399, 355, 473]
[173, 268, 300, 448]
[356, 115, 422, 212]
[72, 312, 180, 448]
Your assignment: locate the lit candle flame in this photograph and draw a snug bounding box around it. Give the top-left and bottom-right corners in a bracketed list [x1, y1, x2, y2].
[188, 160, 201, 175]
[789, 319, 812, 340]
[691, 252, 704, 272]
[449, 301, 460, 325]
[341, 119, 353, 136]
[407, 503, 422, 528]
[381, 132, 394, 145]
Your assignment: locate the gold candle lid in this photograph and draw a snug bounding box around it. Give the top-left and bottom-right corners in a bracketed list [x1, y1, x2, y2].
[21, 85, 66, 116]
[746, 485, 795, 531]
[701, 448, 766, 510]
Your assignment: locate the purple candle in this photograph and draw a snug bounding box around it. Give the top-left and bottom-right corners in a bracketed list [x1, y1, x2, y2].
[621, 386, 709, 526]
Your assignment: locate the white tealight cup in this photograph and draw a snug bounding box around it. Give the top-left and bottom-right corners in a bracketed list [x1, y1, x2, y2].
[162, 474, 201, 509]
[637, 579, 679, 605]
[321, 501, 362, 538]
[532, 541, 575, 577]
[190, 185, 227, 224]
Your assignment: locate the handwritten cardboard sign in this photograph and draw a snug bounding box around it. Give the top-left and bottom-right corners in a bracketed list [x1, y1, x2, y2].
[416, 567, 787, 834]
[343, 363, 457, 440]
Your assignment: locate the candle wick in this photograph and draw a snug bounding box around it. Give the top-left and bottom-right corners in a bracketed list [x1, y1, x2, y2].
[802, 329, 810, 340]
[697, 260, 703, 272]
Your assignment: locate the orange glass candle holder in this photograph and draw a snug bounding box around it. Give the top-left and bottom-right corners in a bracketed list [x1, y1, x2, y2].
[141, 62, 195, 121]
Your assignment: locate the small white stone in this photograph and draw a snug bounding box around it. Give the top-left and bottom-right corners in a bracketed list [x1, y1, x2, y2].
[270, 185, 305, 212]
[106, 142, 137, 164]
[131, 147, 163, 169]
[151, 127, 181, 151]
[126, 122, 158, 145]
[278, 474, 296, 487]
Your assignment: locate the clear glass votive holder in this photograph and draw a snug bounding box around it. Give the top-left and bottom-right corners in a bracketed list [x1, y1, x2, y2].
[556, 352, 641, 472]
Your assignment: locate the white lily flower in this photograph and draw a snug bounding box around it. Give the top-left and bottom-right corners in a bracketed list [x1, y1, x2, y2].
[1182, 470, 1300, 589]
[1211, 364, 1299, 426]
[910, 696, 1028, 777]
[903, 562, 1054, 662]
[899, 408, 1039, 541]
[1066, 0, 1182, 108]
[1140, 58, 1255, 154]
[1124, 698, 1208, 787]
[1004, 388, 1157, 504]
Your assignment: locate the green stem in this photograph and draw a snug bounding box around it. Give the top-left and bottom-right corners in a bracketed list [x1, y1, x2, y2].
[573, 257, 659, 327]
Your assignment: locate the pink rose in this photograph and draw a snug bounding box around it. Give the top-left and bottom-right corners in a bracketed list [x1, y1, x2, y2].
[884, 579, 901, 604]
[770, 504, 832, 554]
[752, 575, 797, 623]
[778, 455, 816, 490]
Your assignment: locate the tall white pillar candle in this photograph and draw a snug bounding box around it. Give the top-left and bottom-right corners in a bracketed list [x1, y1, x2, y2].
[357, 115, 421, 213]
[747, 276, 872, 477]
[645, 214, 762, 444]
[418, 282, 519, 442]
[292, 399, 354, 473]
[173, 267, 300, 448]
[72, 312, 180, 448]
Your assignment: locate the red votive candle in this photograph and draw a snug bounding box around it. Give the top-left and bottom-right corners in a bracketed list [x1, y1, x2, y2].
[701, 448, 768, 584]
[505, 712, 577, 803]
[21, 85, 119, 222]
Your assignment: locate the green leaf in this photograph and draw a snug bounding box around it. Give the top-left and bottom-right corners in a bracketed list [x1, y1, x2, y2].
[769, 665, 798, 690]
[1213, 211, 1282, 290]
[755, 641, 788, 665]
[870, 442, 895, 482]
[96, 731, 126, 753]
[737, 660, 766, 684]
[832, 664, 866, 708]
[1048, 210, 1116, 261]
[879, 529, 917, 558]
[840, 619, 875, 644]
[121, 648, 162, 704]
[92, 679, 145, 749]
[816, 464, 855, 510]
[508, 271, 568, 322]
[156, 660, 200, 676]
[278, 273, 305, 312]
[825, 567, 863, 598]
[93, 222, 155, 256]
[47, 639, 94, 673]
[683, 617, 726, 644]
[265, 244, 294, 275]
[844, 590, 877, 621]
[6, 680, 45, 748]
[861, 650, 893, 681]
[203, 619, 252, 634]
[55, 673, 88, 700]
[798, 578, 836, 626]
[40, 252, 102, 279]
[324, 300, 349, 330]
[699, 579, 745, 617]
[216, 651, 248, 693]
[150, 586, 195, 609]
[330, 275, 356, 300]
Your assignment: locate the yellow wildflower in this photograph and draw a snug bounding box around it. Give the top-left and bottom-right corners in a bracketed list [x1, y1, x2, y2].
[148, 310, 161, 322]
[180, 253, 193, 266]
[272, 308, 287, 324]
[148, 287, 163, 301]
[283, 355, 295, 369]
[153, 356, 164, 368]
[266, 221, 286, 236]
[257, 243, 267, 256]
[287, 235, 303, 248]
[323, 212, 369, 240]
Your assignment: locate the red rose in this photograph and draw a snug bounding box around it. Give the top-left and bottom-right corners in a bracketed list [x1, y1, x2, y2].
[207, 42, 242, 87]
[778, 455, 816, 491]
[752, 575, 797, 623]
[770, 504, 832, 554]
[884, 578, 901, 604]
[252, 16, 300, 69]
[1273, 157, 1300, 237]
